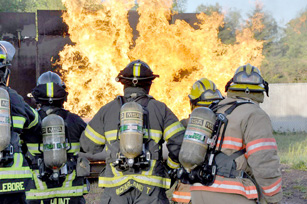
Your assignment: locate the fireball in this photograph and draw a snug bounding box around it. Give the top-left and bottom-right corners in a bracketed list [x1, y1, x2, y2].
[58, 0, 264, 119]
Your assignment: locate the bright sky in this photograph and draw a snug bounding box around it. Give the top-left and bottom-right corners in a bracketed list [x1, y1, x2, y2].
[186, 0, 307, 26]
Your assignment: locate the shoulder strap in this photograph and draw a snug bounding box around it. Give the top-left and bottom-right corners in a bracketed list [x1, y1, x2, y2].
[224, 101, 252, 116]
[216, 101, 252, 151]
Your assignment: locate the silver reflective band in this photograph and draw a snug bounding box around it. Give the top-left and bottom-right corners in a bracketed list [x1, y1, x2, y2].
[26, 188, 84, 198]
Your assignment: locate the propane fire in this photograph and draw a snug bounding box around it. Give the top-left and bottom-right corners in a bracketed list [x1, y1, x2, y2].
[59, 0, 264, 119]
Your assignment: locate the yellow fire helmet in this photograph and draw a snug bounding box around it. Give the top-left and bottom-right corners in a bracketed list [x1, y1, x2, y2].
[188, 78, 223, 109]
[225, 63, 269, 96]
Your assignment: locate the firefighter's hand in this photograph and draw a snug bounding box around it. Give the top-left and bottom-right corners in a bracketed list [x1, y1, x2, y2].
[167, 167, 178, 179]
[165, 164, 179, 186]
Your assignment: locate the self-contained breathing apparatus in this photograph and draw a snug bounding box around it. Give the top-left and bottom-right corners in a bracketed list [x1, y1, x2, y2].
[0, 86, 14, 164]
[113, 95, 152, 172]
[177, 101, 253, 186]
[38, 110, 75, 182]
[0, 42, 16, 164]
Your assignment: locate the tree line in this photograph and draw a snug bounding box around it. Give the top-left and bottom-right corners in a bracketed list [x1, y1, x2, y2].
[1, 0, 307, 83]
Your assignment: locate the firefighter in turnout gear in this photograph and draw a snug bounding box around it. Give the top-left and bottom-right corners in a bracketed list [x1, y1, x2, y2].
[172, 78, 223, 204]
[80, 60, 185, 204]
[0, 41, 40, 203]
[189, 64, 283, 204]
[25, 71, 88, 204]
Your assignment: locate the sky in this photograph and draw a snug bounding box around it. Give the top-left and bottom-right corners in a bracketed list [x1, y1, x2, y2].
[186, 0, 307, 27]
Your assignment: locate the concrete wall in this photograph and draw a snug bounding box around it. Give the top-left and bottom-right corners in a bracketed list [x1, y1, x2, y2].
[260, 83, 307, 132]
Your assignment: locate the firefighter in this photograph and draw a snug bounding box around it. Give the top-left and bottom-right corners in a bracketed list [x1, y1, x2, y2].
[25, 71, 88, 204]
[80, 60, 185, 204]
[0, 41, 40, 203]
[172, 78, 223, 204]
[189, 64, 283, 204]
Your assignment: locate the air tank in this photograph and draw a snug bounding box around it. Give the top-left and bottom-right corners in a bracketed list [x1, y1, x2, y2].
[179, 107, 216, 172]
[0, 86, 11, 152]
[42, 114, 67, 170]
[119, 102, 143, 159]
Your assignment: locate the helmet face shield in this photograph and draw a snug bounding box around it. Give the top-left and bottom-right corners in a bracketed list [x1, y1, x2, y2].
[201, 89, 223, 101]
[233, 71, 263, 85]
[37, 71, 65, 88]
[0, 41, 15, 62]
[0, 53, 6, 68]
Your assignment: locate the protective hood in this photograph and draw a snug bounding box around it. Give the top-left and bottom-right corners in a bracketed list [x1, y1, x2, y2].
[227, 89, 264, 103]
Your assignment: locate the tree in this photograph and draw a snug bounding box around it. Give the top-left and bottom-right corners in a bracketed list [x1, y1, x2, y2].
[195, 3, 241, 44]
[195, 3, 222, 14]
[0, 0, 27, 12]
[261, 8, 307, 83]
[172, 0, 187, 13]
[0, 0, 65, 12]
[246, 3, 280, 55]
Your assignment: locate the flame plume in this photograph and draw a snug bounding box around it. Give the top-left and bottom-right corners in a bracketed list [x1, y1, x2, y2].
[59, 0, 264, 119]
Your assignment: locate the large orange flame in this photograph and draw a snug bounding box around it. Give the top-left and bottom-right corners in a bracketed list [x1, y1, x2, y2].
[59, 0, 264, 119]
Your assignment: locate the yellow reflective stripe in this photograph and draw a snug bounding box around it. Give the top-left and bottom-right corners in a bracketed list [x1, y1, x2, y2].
[106, 129, 162, 143]
[99, 175, 171, 189]
[67, 142, 80, 154]
[163, 121, 185, 141]
[83, 184, 88, 194]
[229, 84, 265, 91]
[84, 125, 105, 145]
[0, 167, 32, 179]
[63, 171, 76, 188]
[167, 157, 180, 169]
[26, 143, 41, 155]
[26, 186, 85, 200]
[110, 164, 123, 177]
[12, 116, 26, 129]
[105, 130, 118, 141]
[32, 170, 47, 190]
[0, 54, 6, 59]
[46, 83, 54, 97]
[27, 107, 38, 129]
[134, 175, 171, 189]
[12, 153, 23, 168]
[142, 160, 156, 176]
[133, 63, 141, 77]
[144, 129, 162, 143]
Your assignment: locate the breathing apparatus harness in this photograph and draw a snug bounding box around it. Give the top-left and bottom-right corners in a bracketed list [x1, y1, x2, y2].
[37, 107, 75, 182]
[178, 100, 251, 182]
[113, 94, 156, 173]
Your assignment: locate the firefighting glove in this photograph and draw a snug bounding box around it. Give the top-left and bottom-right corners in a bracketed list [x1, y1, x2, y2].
[165, 164, 179, 187]
[76, 156, 90, 177]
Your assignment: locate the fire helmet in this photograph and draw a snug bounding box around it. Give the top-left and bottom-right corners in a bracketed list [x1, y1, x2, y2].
[189, 78, 223, 109]
[0, 41, 15, 86]
[225, 63, 269, 96]
[32, 71, 67, 106]
[116, 60, 159, 87]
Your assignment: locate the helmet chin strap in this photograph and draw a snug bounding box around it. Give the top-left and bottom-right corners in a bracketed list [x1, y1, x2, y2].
[225, 78, 233, 92]
[263, 80, 269, 97]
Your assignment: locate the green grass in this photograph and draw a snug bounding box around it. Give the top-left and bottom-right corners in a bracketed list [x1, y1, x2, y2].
[293, 185, 307, 199]
[274, 132, 307, 170]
